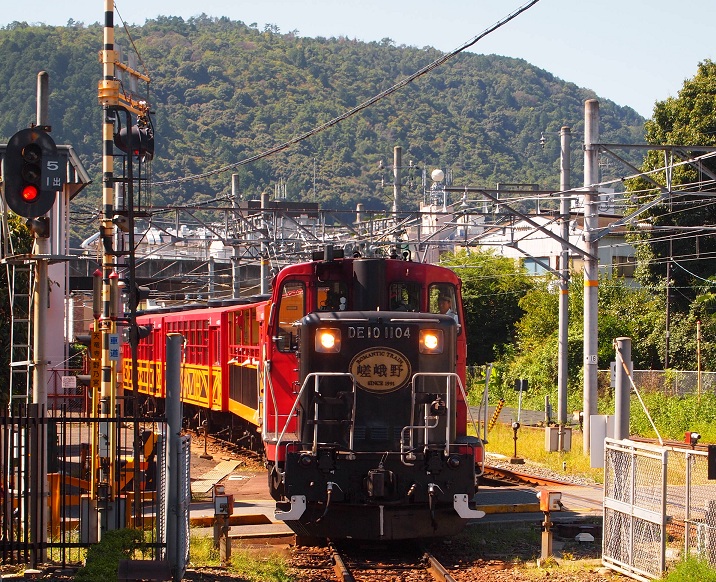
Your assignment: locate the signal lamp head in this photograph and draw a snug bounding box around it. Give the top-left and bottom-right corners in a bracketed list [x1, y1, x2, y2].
[21, 184, 39, 203]
[419, 329, 443, 354]
[315, 328, 341, 353]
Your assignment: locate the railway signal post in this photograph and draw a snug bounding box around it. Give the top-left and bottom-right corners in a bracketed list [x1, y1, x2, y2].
[97, 0, 153, 533]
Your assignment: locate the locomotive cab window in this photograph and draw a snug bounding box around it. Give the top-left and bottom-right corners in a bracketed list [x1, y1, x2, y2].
[276, 280, 305, 352]
[317, 281, 348, 311]
[389, 282, 420, 311]
[429, 284, 460, 325]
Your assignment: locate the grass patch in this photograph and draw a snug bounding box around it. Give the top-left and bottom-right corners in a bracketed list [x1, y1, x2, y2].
[73, 528, 143, 582]
[188, 534, 221, 567]
[481, 422, 603, 483]
[664, 556, 716, 581]
[230, 548, 293, 582]
[189, 533, 293, 582]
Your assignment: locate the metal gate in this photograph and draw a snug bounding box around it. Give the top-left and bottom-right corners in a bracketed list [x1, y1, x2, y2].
[603, 438, 716, 580]
[0, 403, 45, 566]
[0, 404, 174, 568]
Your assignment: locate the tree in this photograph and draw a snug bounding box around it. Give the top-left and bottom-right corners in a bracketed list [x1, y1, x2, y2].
[627, 60, 716, 309]
[0, 20, 644, 248]
[492, 274, 665, 406]
[440, 248, 533, 366]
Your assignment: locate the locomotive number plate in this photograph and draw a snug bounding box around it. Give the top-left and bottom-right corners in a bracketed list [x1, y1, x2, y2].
[347, 325, 411, 339]
[349, 348, 412, 393]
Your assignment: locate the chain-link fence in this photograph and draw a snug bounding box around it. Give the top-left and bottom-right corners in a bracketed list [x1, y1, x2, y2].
[623, 370, 716, 396]
[603, 438, 716, 580]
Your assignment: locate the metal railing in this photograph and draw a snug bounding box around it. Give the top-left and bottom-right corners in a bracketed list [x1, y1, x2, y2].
[603, 438, 716, 580]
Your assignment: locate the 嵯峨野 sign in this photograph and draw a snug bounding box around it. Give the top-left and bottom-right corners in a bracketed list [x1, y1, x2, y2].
[349, 348, 411, 393]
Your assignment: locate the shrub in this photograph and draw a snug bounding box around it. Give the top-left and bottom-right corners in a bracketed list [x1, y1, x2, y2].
[74, 528, 143, 582]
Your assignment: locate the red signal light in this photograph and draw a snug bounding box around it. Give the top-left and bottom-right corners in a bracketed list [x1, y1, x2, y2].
[21, 184, 39, 203]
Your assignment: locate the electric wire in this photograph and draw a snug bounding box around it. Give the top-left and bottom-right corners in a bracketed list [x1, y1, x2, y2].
[152, 0, 541, 186]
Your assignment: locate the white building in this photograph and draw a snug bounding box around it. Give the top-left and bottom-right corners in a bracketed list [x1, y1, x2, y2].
[474, 211, 636, 282]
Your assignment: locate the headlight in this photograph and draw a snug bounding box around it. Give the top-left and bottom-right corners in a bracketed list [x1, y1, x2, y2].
[419, 329, 443, 354]
[315, 328, 341, 353]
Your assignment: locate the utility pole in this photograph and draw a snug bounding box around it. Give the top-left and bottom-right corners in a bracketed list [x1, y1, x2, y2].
[260, 191, 270, 294]
[557, 126, 571, 450]
[32, 71, 49, 413]
[32, 69, 50, 564]
[97, 0, 153, 531]
[392, 146, 402, 214]
[231, 174, 240, 298]
[665, 243, 671, 369]
[583, 100, 600, 454]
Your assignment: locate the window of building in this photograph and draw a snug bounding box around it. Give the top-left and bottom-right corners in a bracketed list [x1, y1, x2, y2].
[612, 256, 636, 278]
[523, 257, 550, 275]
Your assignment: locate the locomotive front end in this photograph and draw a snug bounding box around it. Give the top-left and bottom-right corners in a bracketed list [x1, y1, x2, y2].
[276, 310, 483, 539]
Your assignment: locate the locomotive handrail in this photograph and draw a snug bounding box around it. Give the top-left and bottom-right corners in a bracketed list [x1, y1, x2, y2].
[310, 372, 357, 455]
[408, 372, 458, 457]
[402, 372, 484, 472]
[274, 372, 357, 463]
[400, 416, 440, 466]
[263, 360, 281, 442]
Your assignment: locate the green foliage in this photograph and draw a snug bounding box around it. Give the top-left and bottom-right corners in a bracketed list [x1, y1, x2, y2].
[664, 556, 716, 582]
[189, 535, 293, 582]
[627, 60, 716, 309]
[492, 275, 665, 404]
[231, 549, 293, 582]
[0, 18, 644, 248]
[189, 534, 220, 567]
[630, 392, 716, 441]
[440, 248, 534, 365]
[73, 528, 143, 582]
[486, 423, 603, 483]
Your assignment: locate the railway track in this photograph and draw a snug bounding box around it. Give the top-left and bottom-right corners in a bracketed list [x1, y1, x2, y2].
[482, 464, 582, 487]
[292, 541, 458, 581]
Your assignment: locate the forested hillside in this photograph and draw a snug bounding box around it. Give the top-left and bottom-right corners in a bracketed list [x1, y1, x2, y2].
[0, 16, 645, 245]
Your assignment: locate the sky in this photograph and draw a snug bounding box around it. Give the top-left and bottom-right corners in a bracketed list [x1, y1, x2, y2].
[3, 0, 715, 119]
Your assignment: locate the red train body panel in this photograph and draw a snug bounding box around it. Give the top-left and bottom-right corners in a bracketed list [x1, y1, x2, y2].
[123, 250, 484, 540]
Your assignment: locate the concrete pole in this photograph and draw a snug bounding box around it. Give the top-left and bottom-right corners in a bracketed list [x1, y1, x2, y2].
[208, 256, 215, 299]
[614, 337, 632, 441]
[36, 71, 48, 126]
[557, 126, 571, 448]
[392, 146, 402, 214]
[32, 72, 49, 410]
[260, 191, 270, 295]
[231, 174, 240, 298]
[32, 70, 49, 562]
[583, 100, 600, 453]
[165, 333, 183, 573]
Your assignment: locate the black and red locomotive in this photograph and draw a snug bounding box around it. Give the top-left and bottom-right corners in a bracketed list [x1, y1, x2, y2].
[124, 247, 485, 539]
